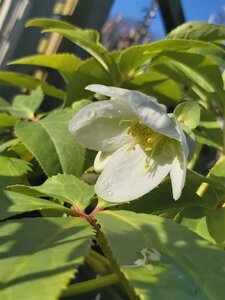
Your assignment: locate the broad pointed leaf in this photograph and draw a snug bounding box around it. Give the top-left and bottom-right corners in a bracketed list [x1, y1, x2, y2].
[0, 113, 17, 127]
[10, 54, 82, 83]
[15, 109, 85, 177]
[177, 206, 225, 248]
[9, 174, 95, 209]
[3, 86, 44, 119]
[0, 190, 73, 220]
[167, 22, 225, 42]
[0, 155, 31, 176]
[43, 28, 120, 83]
[118, 39, 225, 75]
[0, 72, 65, 100]
[96, 210, 225, 300]
[0, 217, 93, 300]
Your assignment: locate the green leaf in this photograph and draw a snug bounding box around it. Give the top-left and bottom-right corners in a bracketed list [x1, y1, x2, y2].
[15, 108, 85, 177]
[174, 101, 200, 130]
[152, 52, 224, 106]
[123, 71, 181, 104]
[0, 217, 93, 300]
[0, 113, 17, 127]
[4, 86, 44, 119]
[0, 190, 73, 220]
[43, 28, 120, 83]
[0, 139, 19, 153]
[66, 57, 113, 105]
[0, 97, 10, 106]
[118, 39, 225, 76]
[26, 18, 120, 83]
[177, 206, 225, 248]
[0, 72, 65, 100]
[167, 22, 225, 42]
[194, 109, 222, 149]
[72, 99, 92, 110]
[9, 174, 95, 210]
[207, 156, 225, 191]
[96, 210, 225, 300]
[0, 155, 31, 176]
[10, 53, 82, 83]
[26, 18, 99, 42]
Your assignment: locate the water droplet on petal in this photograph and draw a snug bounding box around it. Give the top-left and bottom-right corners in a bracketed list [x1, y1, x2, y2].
[103, 181, 109, 187]
[88, 112, 95, 117]
[107, 191, 113, 196]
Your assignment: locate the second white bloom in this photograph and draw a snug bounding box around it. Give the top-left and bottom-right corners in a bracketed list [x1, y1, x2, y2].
[69, 85, 189, 203]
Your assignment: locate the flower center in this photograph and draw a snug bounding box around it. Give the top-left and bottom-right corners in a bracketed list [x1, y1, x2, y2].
[128, 120, 165, 152]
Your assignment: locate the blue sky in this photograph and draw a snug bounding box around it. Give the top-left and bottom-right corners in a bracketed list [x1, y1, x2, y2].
[109, 0, 225, 39]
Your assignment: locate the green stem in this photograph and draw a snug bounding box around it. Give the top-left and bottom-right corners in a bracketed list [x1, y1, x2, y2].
[188, 142, 202, 170]
[89, 249, 111, 270]
[59, 207, 75, 216]
[85, 254, 110, 275]
[196, 182, 209, 197]
[62, 273, 119, 297]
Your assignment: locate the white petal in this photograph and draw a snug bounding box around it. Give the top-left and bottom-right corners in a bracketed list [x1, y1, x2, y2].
[170, 155, 186, 200]
[170, 128, 188, 200]
[86, 84, 129, 99]
[86, 84, 180, 141]
[95, 144, 172, 203]
[94, 151, 113, 173]
[125, 91, 180, 140]
[68, 99, 135, 151]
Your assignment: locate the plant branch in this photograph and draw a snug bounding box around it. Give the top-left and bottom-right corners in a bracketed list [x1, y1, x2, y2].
[61, 273, 119, 297]
[85, 253, 110, 275]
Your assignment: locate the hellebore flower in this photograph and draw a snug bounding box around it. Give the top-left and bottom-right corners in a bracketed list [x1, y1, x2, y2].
[69, 85, 189, 203]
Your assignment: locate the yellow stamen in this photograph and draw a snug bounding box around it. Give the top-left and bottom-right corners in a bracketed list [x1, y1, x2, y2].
[128, 120, 165, 152]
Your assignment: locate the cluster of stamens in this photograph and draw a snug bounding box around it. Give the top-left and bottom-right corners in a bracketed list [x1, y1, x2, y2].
[128, 120, 163, 151]
[126, 120, 166, 171]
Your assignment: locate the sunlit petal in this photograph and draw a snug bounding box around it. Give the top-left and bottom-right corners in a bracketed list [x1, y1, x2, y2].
[94, 151, 114, 173]
[68, 99, 134, 151]
[95, 144, 172, 202]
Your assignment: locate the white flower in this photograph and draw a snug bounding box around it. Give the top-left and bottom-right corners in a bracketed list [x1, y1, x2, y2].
[69, 85, 189, 203]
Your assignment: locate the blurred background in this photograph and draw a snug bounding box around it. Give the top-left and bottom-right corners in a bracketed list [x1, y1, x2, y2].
[0, 0, 225, 100]
[0, 0, 225, 70]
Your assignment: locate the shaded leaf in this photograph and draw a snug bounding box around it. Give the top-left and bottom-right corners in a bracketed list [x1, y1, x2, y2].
[96, 210, 225, 300]
[0, 139, 19, 153]
[26, 18, 120, 83]
[152, 52, 224, 106]
[177, 206, 225, 248]
[194, 109, 222, 149]
[167, 22, 225, 42]
[15, 109, 85, 177]
[123, 71, 181, 104]
[0, 155, 31, 176]
[66, 57, 113, 105]
[9, 174, 95, 209]
[0, 217, 93, 300]
[207, 156, 225, 191]
[0, 72, 65, 100]
[43, 28, 120, 84]
[0, 190, 73, 220]
[0, 113, 17, 128]
[3, 86, 44, 119]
